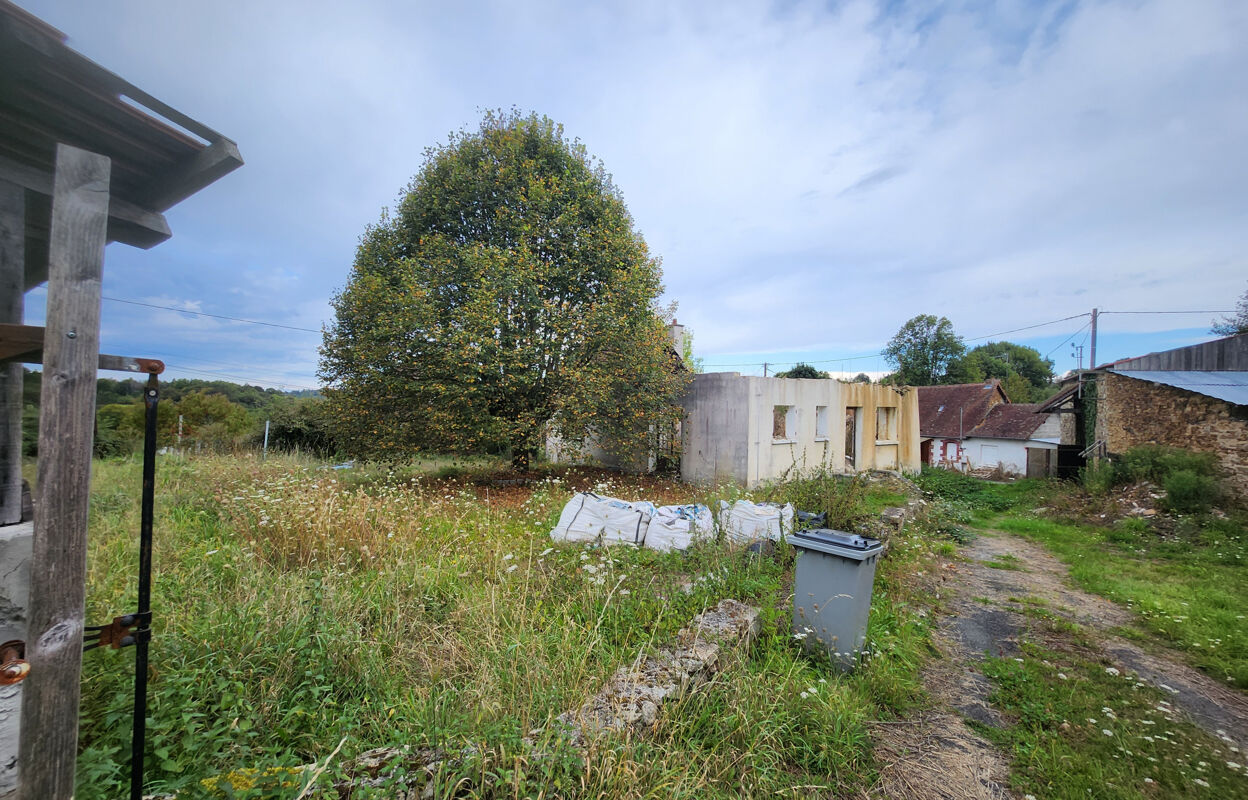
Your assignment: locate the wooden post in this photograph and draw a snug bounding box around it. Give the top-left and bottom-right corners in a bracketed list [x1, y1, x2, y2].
[19, 144, 110, 800]
[0, 178, 27, 799]
[0, 180, 22, 525]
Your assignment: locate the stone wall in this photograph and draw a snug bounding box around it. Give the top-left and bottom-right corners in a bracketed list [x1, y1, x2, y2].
[1096, 372, 1248, 503]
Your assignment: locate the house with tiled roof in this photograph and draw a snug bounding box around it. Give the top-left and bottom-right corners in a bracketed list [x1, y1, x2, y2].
[918, 380, 1061, 476]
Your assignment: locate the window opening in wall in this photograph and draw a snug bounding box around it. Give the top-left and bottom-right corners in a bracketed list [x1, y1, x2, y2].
[845, 406, 860, 469]
[876, 406, 898, 442]
[773, 405, 796, 441]
[815, 405, 828, 439]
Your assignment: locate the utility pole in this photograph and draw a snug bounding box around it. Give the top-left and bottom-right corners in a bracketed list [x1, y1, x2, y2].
[1090, 307, 1098, 369]
[763, 362, 769, 378]
[262, 419, 270, 460]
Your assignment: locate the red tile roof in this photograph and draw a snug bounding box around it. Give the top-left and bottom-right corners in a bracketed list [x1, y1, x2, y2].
[917, 380, 1007, 439]
[966, 403, 1049, 440]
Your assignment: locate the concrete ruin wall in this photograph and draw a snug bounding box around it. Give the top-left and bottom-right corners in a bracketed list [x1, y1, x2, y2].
[1096, 372, 1248, 503]
[682, 374, 920, 486]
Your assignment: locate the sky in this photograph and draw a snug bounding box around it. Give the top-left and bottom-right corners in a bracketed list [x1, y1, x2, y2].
[17, 0, 1248, 389]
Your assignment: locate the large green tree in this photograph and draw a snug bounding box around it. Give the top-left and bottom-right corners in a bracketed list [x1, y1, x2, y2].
[947, 341, 1055, 401]
[882, 315, 965, 386]
[320, 111, 687, 468]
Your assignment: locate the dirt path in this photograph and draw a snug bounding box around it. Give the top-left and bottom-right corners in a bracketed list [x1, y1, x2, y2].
[868, 528, 1248, 799]
[950, 532, 1248, 751]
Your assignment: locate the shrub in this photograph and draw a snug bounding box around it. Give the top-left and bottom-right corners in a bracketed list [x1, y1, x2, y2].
[1080, 459, 1125, 495]
[912, 467, 1022, 512]
[770, 467, 869, 531]
[1120, 445, 1218, 483]
[1161, 469, 1220, 514]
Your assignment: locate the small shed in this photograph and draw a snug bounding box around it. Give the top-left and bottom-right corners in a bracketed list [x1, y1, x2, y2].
[0, 2, 242, 796]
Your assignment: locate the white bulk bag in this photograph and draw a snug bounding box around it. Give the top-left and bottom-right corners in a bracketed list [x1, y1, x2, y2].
[550, 492, 608, 543]
[601, 498, 654, 546]
[718, 499, 794, 543]
[550, 493, 653, 546]
[646, 504, 714, 552]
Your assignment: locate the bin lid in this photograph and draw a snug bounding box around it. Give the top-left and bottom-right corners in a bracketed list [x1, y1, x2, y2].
[790, 528, 883, 559]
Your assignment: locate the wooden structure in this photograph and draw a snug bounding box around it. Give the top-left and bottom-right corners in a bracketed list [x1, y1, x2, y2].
[0, 3, 241, 797]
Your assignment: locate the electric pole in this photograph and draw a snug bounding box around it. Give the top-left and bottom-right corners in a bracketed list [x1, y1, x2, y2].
[763, 362, 769, 377]
[1090, 307, 1098, 369]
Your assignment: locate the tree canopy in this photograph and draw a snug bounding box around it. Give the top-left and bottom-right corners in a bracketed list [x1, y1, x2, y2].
[1211, 285, 1248, 337]
[775, 363, 829, 379]
[947, 341, 1055, 401]
[320, 111, 687, 467]
[882, 315, 965, 386]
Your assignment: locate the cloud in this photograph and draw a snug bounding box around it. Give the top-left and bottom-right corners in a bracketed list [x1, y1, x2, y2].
[18, 0, 1248, 384]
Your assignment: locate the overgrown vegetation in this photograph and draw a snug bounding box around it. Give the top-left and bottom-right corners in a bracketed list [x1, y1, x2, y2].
[1082, 445, 1222, 513]
[76, 456, 947, 798]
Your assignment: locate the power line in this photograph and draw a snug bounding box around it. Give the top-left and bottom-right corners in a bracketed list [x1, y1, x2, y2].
[700, 312, 1096, 372]
[964, 313, 1090, 342]
[1099, 310, 1234, 315]
[162, 364, 320, 392]
[103, 296, 323, 333]
[1044, 321, 1091, 360]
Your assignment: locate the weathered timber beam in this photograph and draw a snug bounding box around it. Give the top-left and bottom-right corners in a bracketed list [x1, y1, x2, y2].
[19, 143, 110, 800]
[0, 323, 163, 374]
[0, 154, 170, 284]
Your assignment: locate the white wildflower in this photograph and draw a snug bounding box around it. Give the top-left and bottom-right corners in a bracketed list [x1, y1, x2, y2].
[1103, 729, 1113, 737]
[1105, 667, 1120, 676]
[1058, 673, 1068, 680]
[1194, 778, 1210, 788]
[506, 564, 517, 573]
[502, 553, 514, 561]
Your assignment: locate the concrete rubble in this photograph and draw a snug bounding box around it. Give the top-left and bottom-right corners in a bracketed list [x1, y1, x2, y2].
[546, 599, 760, 746]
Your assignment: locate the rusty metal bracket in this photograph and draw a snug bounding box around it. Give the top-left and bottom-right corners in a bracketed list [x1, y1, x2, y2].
[0, 639, 28, 685]
[83, 611, 151, 652]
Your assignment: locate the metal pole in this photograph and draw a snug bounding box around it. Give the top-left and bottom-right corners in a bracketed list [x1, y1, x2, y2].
[262, 419, 270, 460]
[131, 374, 158, 800]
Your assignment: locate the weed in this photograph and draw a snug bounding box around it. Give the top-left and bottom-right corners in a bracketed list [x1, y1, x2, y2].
[75, 454, 946, 797]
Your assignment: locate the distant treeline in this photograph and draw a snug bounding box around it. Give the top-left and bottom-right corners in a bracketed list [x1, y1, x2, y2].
[20, 371, 335, 459]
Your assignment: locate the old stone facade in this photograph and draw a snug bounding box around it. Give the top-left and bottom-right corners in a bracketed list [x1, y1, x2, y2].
[1095, 372, 1248, 503]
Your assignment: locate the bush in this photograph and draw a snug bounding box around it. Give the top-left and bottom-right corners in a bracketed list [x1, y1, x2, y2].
[770, 467, 868, 531]
[1161, 470, 1220, 514]
[912, 467, 1021, 512]
[1080, 459, 1125, 495]
[1120, 445, 1218, 483]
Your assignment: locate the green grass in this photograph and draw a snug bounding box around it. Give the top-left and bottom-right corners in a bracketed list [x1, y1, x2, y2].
[978, 617, 1247, 799]
[982, 552, 1024, 571]
[984, 515, 1248, 688]
[74, 454, 946, 798]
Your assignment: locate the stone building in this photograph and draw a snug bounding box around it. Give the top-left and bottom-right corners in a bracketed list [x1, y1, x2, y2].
[1042, 333, 1248, 502]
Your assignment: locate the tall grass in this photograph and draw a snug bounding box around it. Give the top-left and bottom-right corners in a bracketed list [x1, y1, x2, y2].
[75, 455, 947, 798]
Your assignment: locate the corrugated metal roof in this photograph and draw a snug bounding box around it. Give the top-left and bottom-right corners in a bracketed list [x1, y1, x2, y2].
[1115, 371, 1248, 406]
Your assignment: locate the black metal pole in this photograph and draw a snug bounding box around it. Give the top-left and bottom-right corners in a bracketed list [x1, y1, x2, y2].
[131, 374, 158, 800]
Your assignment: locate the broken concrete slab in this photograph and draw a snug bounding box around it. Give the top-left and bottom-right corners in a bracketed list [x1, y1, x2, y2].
[549, 599, 760, 746]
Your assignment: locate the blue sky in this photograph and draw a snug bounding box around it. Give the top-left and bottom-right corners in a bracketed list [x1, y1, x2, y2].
[17, 0, 1248, 389]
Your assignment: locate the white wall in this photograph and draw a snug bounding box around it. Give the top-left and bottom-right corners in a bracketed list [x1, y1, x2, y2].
[682, 373, 920, 486]
[963, 437, 1056, 475]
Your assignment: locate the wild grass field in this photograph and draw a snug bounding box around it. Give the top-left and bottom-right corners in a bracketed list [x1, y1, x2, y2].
[75, 455, 947, 798]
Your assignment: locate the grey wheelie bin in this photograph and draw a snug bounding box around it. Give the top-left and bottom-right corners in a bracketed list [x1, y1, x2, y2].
[790, 529, 884, 671]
